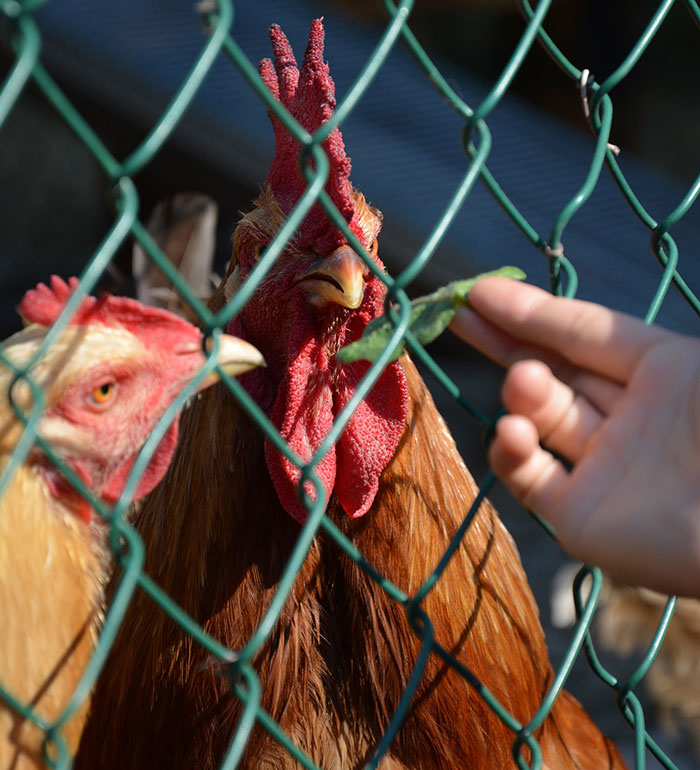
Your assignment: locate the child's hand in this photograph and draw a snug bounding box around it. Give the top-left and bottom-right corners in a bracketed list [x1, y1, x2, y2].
[451, 277, 700, 597]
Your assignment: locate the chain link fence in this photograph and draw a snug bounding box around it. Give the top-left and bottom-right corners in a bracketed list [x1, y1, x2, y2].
[1, 0, 699, 768]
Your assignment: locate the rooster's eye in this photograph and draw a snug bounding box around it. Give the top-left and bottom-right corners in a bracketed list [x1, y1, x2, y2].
[89, 381, 116, 406]
[252, 243, 263, 261]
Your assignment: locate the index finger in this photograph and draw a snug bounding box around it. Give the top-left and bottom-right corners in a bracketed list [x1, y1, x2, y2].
[460, 278, 673, 383]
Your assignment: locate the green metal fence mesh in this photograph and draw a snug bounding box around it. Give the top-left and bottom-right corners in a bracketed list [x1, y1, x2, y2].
[1, 0, 699, 768]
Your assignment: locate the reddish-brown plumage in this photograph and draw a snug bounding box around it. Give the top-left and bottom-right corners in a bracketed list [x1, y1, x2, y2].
[77, 20, 626, 770]
[76, 347, 626, 769]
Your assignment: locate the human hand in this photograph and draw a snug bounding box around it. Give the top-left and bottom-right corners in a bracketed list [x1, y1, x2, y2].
[451, 277, 700, 597]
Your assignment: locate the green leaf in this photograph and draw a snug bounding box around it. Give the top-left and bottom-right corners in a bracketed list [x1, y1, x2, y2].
[335, 266, 525, 364]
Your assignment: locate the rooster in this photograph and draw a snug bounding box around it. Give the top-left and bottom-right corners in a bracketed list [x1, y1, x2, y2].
[0, 277, 263, 769]
[78, 21, 627, 770]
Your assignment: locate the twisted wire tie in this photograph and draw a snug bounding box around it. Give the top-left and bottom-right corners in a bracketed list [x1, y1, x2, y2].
[578, 68, 621, 156]
[543, 242, 564, 259]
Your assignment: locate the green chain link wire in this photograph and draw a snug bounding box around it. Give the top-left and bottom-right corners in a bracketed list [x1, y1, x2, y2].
[1, 0, 699, 768]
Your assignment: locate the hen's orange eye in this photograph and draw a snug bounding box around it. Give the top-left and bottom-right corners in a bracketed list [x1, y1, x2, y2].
[90, 381, 116, 405]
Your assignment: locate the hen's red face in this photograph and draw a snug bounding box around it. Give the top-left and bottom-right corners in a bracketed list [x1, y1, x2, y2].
[10, 277, 264, 521]
[38, 333, 216, 511]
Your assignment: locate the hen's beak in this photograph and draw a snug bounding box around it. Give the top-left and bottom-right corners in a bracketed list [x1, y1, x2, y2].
[181, 335, 265, 392]
[210, 334, 266, 378]
[294, 245, 367, 310]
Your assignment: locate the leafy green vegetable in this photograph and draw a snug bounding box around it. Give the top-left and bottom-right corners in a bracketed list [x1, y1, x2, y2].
[336, 266, 525, 364]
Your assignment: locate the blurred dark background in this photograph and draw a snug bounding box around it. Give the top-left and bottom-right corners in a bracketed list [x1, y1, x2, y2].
[1, 1, 699, 766]
[1, 0, 699, 336]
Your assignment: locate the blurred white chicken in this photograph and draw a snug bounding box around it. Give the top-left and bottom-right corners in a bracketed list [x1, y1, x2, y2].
[551, 562, 700, 757]
[132, 192, 220, 321]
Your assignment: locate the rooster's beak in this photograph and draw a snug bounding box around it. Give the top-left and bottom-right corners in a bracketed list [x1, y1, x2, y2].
[294, 245, 367, 310]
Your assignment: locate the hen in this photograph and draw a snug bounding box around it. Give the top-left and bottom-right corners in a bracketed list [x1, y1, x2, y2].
[78, 21, 627, 770]
[596, 583, 700, 758]
[552, 563, 700, 762]
[0, 277, 262, 769]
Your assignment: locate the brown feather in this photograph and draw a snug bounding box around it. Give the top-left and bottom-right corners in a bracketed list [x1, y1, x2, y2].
[77, 332, 626, 768]
[77, 185, 625, 769]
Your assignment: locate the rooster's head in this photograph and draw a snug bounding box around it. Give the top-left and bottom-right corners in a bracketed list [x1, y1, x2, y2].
[228, 19, 408, 523]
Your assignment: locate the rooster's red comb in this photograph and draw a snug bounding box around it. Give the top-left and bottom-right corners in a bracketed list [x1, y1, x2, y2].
[19, 275, 200, 352]
[259, 19, 361, 254]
